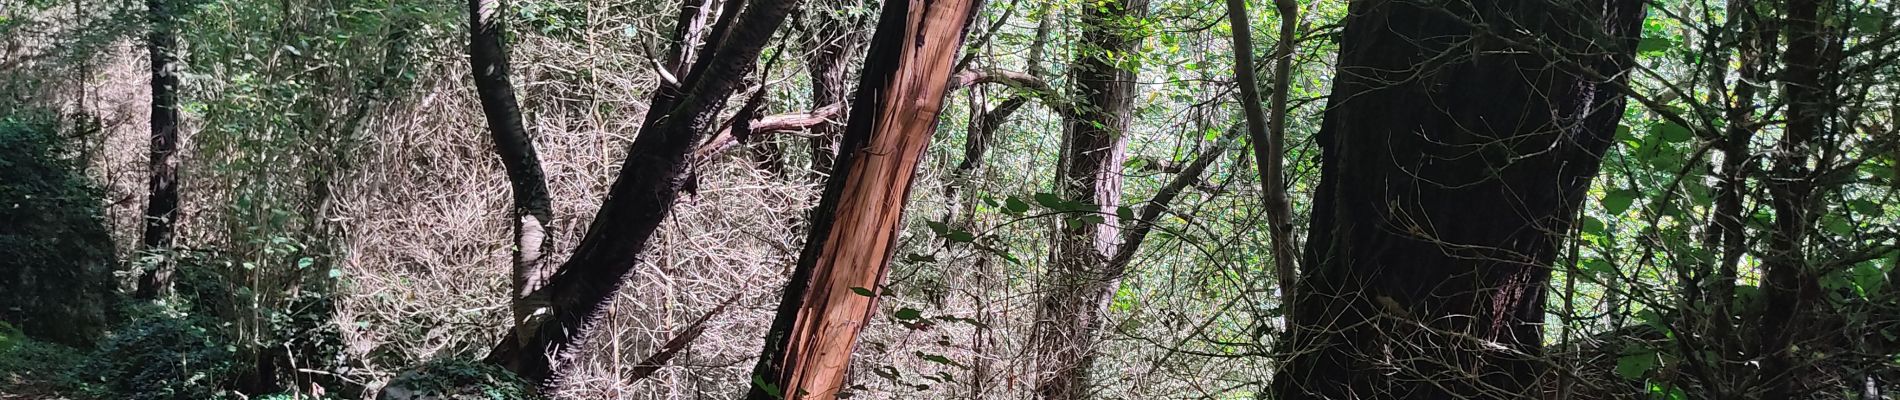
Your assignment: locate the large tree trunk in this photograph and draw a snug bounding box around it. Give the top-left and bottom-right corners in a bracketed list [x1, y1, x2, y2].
[134, 0, 182, 299]
[482, 0, 800, 388]
[1026, 0, 1147, 397]
[466, 0, 558, 345]
[1270, 0, 1644, 399]
[744, 0, 981, 397]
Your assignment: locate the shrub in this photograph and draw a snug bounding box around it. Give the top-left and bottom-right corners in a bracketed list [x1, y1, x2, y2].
[81, 306, 240, 400]
[378, 359, 541, 400]
[0, 116, 117, 346]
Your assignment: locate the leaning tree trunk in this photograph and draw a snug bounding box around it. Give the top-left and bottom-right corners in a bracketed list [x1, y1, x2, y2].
[1270, 0, 1645, 399]
[466, 0, 557, 344]
[1026, 0, 1146, 398]
[744, 0, 981, 397]
[480, 0, 800, 389]
[134, 0, 182, 299]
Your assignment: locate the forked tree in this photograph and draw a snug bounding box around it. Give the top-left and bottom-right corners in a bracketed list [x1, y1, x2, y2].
[1271, 0, 1645, 398]
[744, 0, 983, 397]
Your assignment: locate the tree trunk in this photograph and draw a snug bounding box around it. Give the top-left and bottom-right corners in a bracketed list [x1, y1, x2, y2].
[1270, 0, 1644, 398]
[1758, 0, 1836, 396]
[744, 0, 981, 397]
[1224, 0, 1300, 326]
[467, 0, 558, 346]
[482, 0, 800, 388]
[1027, 0, 1147, 397]
[805, 0, 864, 175]
[134, 0, 182, 299]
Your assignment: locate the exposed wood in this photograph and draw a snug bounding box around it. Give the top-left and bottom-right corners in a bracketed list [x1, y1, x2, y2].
[483, 0, 801, 388]
[1270, 0, 1645, 398]
[134, 0, 182, 299]
[745, 0, 982, 397]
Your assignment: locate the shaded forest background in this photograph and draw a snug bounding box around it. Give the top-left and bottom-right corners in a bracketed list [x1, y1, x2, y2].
[1, 0, 1897, 399]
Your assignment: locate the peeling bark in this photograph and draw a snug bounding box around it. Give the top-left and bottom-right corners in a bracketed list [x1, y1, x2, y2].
[745, 0, 982, 397]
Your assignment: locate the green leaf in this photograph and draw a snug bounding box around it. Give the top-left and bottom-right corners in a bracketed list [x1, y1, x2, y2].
[915, 351, 969, 369]
[893, 308, 923, 321]
[906, 253, 938, 263]
[752, 375, 784, 398]
[1034, 192, 1067, 210]
[1616, 351, 1657, 380]
[1004, 197, 1031, 215]
[1602, 189, 1638, 215]
[945, 231, 976, 243]
[1852, 261, 1887, 296]
[849, 287, 877, 297]
[327, 268, 343, 279]
[296, 257, 314, 269]
[1651, 121, 1693, 143]
[1637, 37, 1671, 54]
[1116, 206, 1135, 221]
[1580, 216, 1606, 234]
[926, 220, 950, 235]
[1077, 214, 1106, 224]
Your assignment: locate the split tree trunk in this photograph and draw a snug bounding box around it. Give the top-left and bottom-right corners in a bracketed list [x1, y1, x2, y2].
[1271, 0, 1644, 398]
[482, 0, 800, 388]
[745, 0, 982, 397]
[1026, 0, 1147, 397]
[1223, 0, 1300, 326]
[466, 0, 558, 344]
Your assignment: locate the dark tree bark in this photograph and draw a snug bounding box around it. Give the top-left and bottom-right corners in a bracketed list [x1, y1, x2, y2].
[804, 0, 864, 174]
[1026, 0, 1147, 397]
[1270, 0, 1645, 399]
[134, 0, 182, 299]
[482, 0, 801, 388]
[1691, 0, 1776, 387]
[466, 0, 558, 345]
[743, 0, 982, 397]
[1757, 0, 1839, 396]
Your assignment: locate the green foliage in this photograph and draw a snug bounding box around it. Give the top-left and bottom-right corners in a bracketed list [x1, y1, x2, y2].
[0, 116, 116, 346]
[380, 359, 542, 400]
[82, 304, 240, 400]
[0, 322, 97, 397]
